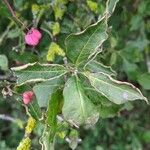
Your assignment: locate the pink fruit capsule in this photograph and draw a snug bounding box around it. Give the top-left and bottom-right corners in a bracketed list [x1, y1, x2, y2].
[25, 28, 42, 46]
[22, 91, 34, 105]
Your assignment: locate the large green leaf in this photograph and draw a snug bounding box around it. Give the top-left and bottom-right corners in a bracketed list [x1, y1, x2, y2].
[85, 60, 116, 76]
[85, 72, 148, 104]
[62, 76, 99, 126]
[33, 78, 64, 108]
[65, 0, 119, 67]
[65, 17, 108, 67]
[12, 63, 67, 85]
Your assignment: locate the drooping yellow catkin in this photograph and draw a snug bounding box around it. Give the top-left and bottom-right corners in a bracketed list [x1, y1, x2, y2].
[25, 117, 36, 134]
[16, 137, 31, 150]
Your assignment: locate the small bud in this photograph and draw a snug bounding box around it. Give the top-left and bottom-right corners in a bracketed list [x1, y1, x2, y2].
[23, 91, 34, 105]
[25, 28, 42, 46]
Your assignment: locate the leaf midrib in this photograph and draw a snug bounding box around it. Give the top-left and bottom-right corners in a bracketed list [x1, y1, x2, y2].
[18, 70, 66, 73]
[35, 84, 61, 87]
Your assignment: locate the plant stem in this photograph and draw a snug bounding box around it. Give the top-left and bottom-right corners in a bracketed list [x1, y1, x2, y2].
[3, 0, 29, 30]
[0, 114, 15, 122]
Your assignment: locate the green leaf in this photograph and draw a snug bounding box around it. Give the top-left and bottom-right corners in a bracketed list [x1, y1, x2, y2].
[65, 0, 119, 67]
[56, 122, 69, 139]
[81, 75, 114, 106]
[121, 102, 134, 111]
[53, 0, 68, 20]
[142, 131, 150, 143]
[9, 51, 38, 64]
[68, 129, 80, 150]
[33, 78, 64, 108]
[46, 42, 65, 62]
[12, 63, 67, 85]
[110, 36, 117, 48]
[85, 60, 116, 76]
[99, 104, 120, 118]
[106, 0, 119, 16]
[46, 90, 63, 126]
[85, 72, 148, 104]
[26, 97, 42, 121]
[31, 4, 40, 16]
[83, 81, 120, 118]
[0, 55, 8, 71]
[7, 28, 20, 39]
[84, 86, 114, 106]
[62, 76, 99, 126]
[54, 6, 66, 20]
[40, 125, 55, 150]
[110, 52, 117, 65]
[138, 73, 150, 90]
[51, 22, 60, 36]
[87, 0, 98, 13]
[65, 17, 108, 67]
[123, 59, 139, 81]
[46, 90, 63, 142]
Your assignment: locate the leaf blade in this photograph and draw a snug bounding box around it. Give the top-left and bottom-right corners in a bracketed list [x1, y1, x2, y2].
[46, 90, 63, 142]
[62, 76, 99, 126]
[85, 60, 116, 76]
[65, 0, 119, 67]
[85, 72, 148, 104]
[12, 63, 67, 85]
[65, 17, 108, 67]
[33, 78, 64, 108]
[106, 0, 119, 16]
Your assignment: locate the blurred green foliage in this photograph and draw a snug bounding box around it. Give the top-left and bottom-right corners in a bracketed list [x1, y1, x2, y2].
[0, 0, 150, 149]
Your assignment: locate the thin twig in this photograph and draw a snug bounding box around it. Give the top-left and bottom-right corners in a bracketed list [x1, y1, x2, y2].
[2, 0, 29, 30]
[0, 114, 24, 129]
[0, 114, 16, 122]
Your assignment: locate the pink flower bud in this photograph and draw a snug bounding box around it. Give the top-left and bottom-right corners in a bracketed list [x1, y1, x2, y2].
[23, 91, 34, 105]
[25, 28, 42, 46]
